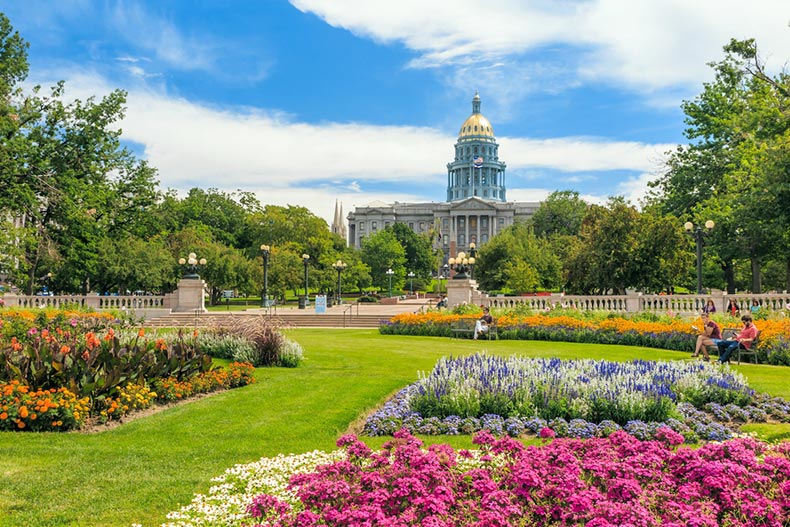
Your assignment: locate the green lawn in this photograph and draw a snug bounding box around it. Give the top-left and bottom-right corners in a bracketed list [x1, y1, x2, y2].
[0, 330, 787, 527]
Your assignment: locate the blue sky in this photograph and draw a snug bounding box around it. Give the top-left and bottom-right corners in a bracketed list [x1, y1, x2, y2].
[2, 1, 789, 224]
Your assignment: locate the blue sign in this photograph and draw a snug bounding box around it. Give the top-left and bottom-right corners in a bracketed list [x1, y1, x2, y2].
[315, 295, 327, 314]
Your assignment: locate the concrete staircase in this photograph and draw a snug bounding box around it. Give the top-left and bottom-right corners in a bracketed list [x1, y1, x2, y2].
[140, 311, 386, 329]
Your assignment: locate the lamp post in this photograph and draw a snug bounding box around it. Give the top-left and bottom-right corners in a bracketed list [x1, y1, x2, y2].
[260, 244, 271, 308]
[332, 260, 347, 304]
[684, 220, 715, 294]
[468, 243, 477, 279]
[300, 254, 310, 309]
[442, 264, 449, 293]
[386, 268, 394, 298]
[407, 271, 415, 295]
[178, 252, 207, 279]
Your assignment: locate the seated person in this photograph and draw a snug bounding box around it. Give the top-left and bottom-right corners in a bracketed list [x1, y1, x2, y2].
[750, 299, 761, 315]
[726, 299, 740, 317]
[703, 299, 716, 314]
[716, 314, 758, 364]
[474, 307, 494, 340]
[691, 312, 722, 361]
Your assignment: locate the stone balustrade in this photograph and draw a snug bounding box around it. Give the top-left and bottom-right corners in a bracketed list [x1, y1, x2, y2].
[486, 292, 790, 315]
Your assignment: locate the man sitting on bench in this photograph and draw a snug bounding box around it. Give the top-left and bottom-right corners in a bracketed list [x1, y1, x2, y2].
[717, 314, 758, 364]
[474, 307, 493, 340]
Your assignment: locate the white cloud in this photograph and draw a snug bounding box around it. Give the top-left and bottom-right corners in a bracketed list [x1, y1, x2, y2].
[48, 69, 675, 225]
[109, 2, 218, 71]
[501, 137, 675, 172]
[291, 0, 790, 95]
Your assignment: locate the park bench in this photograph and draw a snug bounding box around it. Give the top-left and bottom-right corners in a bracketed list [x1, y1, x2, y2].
[707, 327, 761, 364]
[450, 318, 498, 340]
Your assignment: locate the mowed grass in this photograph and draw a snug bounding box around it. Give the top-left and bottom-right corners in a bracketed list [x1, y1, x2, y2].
[0, 329, 788, 527]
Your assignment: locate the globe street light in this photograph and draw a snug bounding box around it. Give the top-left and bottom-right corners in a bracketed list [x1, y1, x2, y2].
[684, 220, 715, 294]
[332, 260, 347, 305]
[179, 252, 207, 279]
[386, 268, 394, 298]
[300, 254, 310, 309]
[407, 271, 415, 295]
[449, 246, 475, 280]
[260, 244, 271, 308]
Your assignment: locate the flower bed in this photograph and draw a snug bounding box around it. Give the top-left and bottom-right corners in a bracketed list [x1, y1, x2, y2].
[363, 354, 790, 443]
[0, 309, 262, 431]
[160, 430, 790, 527]
[380, 311, 790, 364]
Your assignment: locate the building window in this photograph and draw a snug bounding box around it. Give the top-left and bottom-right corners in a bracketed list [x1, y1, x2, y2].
[483, 190, 488, 197]
[409, 222, 414, 230]
[458, 217, 465, 229]
[419, 222, 425, 231]
[482, 234, 488, 243]
[481, 216, 488, 228]
[384, 221, 390, 228]
[458, 234, 465, 246]
[359, 222, 365, 231]
[498, 218, 505, 228]
[444, 237, 449, 247]
[372, 221, 378, 231]
[443, 218, 449, 229]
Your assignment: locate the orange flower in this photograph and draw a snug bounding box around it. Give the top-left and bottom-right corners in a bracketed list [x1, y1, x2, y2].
[18, 406, 28, 418]
[85, 332, 101, 350]
[138, 328, 145, 338]
[60, 345, 70, 354]
[104, 328, 115, 342]
[155, 339, 167, 351]
[193, 329, 199, 338]
[81, 351, 90, 361]
[0, 412, 7, 420]
[10, 337, 22, 351]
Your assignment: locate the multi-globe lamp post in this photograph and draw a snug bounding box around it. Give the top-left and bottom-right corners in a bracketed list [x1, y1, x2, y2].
[332, 259, 347, 305]
[178, 252, 207, 278]
[407, 271, 415, 295]
[448, 247, 476, 279]
[386, 268, 394, 298]
[260, 244, 271, 308]
[684, 220, 715, 294]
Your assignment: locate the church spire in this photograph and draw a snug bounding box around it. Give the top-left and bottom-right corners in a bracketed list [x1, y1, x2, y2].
[331, 199, 347, 241]
[472, 90, 481, 114]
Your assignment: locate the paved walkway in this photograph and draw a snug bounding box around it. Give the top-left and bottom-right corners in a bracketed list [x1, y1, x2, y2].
[243, 297, 436, 317]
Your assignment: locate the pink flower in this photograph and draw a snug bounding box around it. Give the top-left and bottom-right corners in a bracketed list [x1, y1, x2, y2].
[539, 427, 556, 438]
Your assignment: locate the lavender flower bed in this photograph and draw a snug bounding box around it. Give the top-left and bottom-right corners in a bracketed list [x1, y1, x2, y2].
[363, 355, 790, 443]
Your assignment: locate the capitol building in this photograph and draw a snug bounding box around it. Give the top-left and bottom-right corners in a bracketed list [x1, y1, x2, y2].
[345, 92, 540, 259]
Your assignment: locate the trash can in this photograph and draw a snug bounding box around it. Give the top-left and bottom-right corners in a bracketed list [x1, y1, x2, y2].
[298, 295, 307, 309]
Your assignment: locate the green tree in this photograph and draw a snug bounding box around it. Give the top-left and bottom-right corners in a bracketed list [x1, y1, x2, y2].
[386, 223, 434, 280]
[360, 230, 406, 293]
[649, 38, 790, 292]
[531, 190, 588, 238]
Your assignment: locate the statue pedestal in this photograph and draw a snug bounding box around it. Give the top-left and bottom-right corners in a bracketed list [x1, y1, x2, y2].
[172, 277, 207, 313]
[446, 278, 478, 308]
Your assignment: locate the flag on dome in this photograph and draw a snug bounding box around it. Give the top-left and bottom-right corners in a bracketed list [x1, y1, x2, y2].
[473, 155, 484, 167]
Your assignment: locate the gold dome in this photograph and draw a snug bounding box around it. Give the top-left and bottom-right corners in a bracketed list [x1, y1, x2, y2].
[458, 113, 494, 138]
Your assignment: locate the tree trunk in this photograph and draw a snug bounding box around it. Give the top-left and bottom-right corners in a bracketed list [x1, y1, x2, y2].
[751, 257, 762, 293]
[722, 259, 736, 294]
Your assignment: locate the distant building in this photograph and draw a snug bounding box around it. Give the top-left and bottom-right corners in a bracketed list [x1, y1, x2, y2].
[346, 92, 540, 259]
[331, 200, 346, 239]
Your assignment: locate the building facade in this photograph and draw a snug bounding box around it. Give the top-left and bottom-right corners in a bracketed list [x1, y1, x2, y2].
[347, 93, 539, 259]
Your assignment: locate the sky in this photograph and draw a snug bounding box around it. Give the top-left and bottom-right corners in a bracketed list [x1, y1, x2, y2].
[2, 1, 789, 226]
